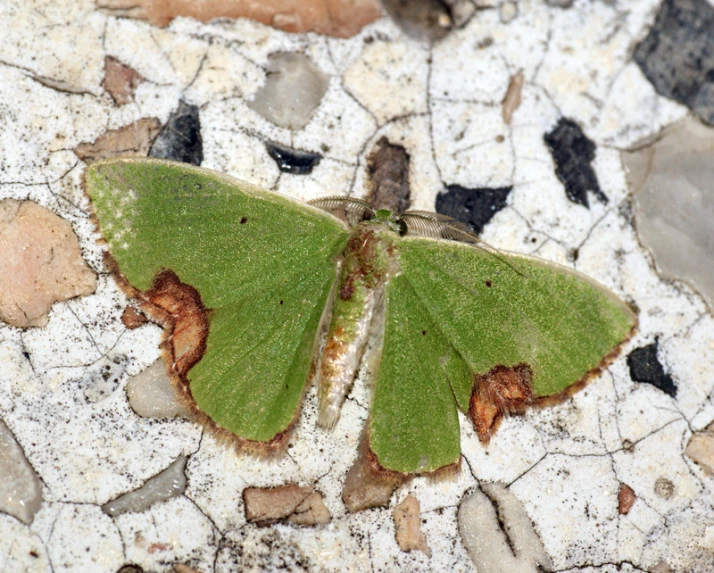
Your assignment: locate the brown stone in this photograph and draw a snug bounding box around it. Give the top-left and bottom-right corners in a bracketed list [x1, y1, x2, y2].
[243, 484, 313, 525]
[286, 491, 331, 525]
[103, 56, 143, 106]
[97, 0, 382, 38]
[121, 306, 148, 329]
[0, 200, 96, 328]
[74, 118, 161, 163]
[367, 137, 411, 214]
[685, 428, 714, 476]
[502, 71, 524, 124]
[618, 483, 636, 515]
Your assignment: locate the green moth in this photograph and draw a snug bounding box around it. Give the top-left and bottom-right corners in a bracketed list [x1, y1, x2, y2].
[86, 158, 637, 474]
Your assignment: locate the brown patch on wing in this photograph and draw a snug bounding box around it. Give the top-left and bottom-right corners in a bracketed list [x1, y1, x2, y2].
[101, 252, 296, 456]
[469, 317, 638, 443]
[469, 364, 536, 444]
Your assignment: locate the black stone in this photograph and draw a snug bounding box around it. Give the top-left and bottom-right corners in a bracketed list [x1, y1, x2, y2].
[435, 184, 511, 235]
[634, 0, 714, 126]
[544, 118, 608, 208]
[149, 100, 203, 166]
[265, 142, 322, 175]
[627, 340, 677, 398]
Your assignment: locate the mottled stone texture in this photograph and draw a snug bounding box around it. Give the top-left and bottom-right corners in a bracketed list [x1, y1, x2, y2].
[0, 200, 97, 327]
[435, 185, 511, 235]
[265, 142, 322, 175]
[627, 340, 677, 398]
[544, 118, 607, 208]
[635, 0, 714, 125]
[149, 101, 203, 166]
[367, 137, 411, 213]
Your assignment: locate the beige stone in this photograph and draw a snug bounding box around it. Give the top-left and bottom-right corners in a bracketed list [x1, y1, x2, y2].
[74, 118, 161, 163]
[685, 431, 714, 476]
[393, 494, 431, 557]
[243, 484, 312, 525]
[0, 200, 96, 328]
[287, 491, 331, 525]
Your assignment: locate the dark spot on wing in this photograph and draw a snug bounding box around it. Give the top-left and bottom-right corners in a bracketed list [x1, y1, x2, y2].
[485, 280, 492, 288]
[240, 217, 248, 224]
[265, 142, 322, 175]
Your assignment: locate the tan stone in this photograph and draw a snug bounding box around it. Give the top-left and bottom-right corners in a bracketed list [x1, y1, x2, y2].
[0, 200, 96, 328]
[243, 484, 312, 525]
[287, 491, 331, 525]
[103, 56, 143, 106]
[393, 494, 430, 557]
[74, 118, 161, 164]
[685, 431, 714, 476]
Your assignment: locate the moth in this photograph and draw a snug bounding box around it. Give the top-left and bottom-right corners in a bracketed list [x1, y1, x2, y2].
[86, 158, 637, 474]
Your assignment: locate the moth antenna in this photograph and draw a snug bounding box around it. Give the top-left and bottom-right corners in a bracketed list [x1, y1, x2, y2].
[309, 196, 376, 227]
[400, 211, 525, 277]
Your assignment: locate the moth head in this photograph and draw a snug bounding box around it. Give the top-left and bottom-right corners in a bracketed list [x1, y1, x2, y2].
[371, 209, 407, 236]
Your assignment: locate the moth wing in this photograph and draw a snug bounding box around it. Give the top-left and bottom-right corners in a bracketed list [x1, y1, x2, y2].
[86, 158, 350, 445]
[370, 235, 636, 473]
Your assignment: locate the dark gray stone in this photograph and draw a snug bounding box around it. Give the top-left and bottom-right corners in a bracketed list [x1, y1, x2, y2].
[149, 100, 203, 166]
[435, 185, 511, 235]
[634, 0, 714, 125]
[265, 142, 322, 175]
[627, 340, 677, 398]
[367, 137, 411, 214]
[544, 118, 608, 208]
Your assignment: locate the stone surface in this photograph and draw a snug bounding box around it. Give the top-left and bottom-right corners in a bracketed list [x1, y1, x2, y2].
[103, 56, 143, 106]
[97, 0, 382, 38]
[366, 137, 411, 213]
[393, 494, 430, 557]
[634, 0, 714, 125]
[1, 1, 714, 572]
[149, 101, 203, 165]
[0, 200, 97, 328]
[265, 142, 322, 175]
[126, 359, 189, 418]
[624, 115, 714, 309]
[544, 118, 608, 208]
[458, 483, 551, 573]
[0, 419, 43, 525]
[685, 428, 714, 476]
[243, 484, 315, 525]
[627, 340, 678, 398]
[74, 118, 161, 163]
[435, 185, 511, 235]
[102, 456, 187, 517]
[248, 52, 329, 131]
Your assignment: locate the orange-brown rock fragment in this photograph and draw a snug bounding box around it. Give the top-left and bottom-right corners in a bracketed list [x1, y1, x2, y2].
[0, 200, 96, 328]
[103, 56, 143, 105]
[393, 494, 431, 557]
[618, 483, 636, 515]
[243, 484, 313, 525]
[469, 364, 535, 444]
[74, 118, 161, 164]
[121, 305, 148, 329]
[685, 425, 714, 476]
[97, 0, 382, 38]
